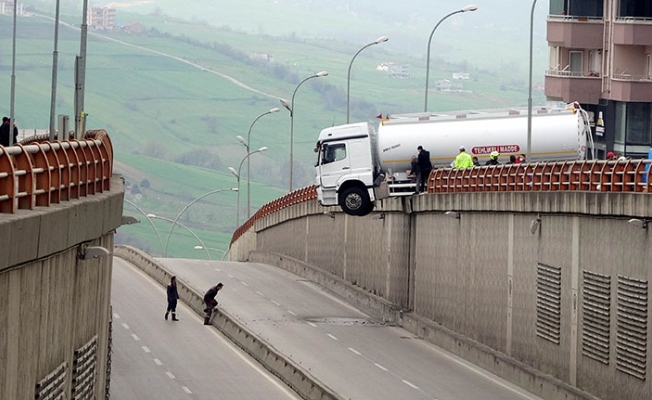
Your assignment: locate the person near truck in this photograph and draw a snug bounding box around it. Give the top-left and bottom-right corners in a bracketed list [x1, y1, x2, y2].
[416, 145, 432, 193]
[485, 151, 500, 166]
[454, 146, 473, 169]
[203, 282, 224, 325]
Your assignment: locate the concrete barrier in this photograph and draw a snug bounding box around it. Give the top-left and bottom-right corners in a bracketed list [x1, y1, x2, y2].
[114, 245, 343, 400]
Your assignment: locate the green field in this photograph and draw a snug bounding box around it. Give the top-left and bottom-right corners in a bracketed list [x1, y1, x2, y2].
[0, 6, 547, 257]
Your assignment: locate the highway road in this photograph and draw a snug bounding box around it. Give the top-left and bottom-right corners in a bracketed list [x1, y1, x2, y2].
[110, 257, 301, 400]
[159, 258, 545, 400]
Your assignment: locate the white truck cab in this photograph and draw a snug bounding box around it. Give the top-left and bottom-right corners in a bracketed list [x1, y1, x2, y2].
[314, 122, 386, 216]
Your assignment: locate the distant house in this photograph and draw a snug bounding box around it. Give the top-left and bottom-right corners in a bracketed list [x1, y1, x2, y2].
[250, 53, 274, 63]
[452, 72, 470, 80]
[377, 62, 410, 79]
[122, 22, 146, 34]
[88, 7, 116, 30]
[435, 79, 464, 92]
[0, 1, 24, 15]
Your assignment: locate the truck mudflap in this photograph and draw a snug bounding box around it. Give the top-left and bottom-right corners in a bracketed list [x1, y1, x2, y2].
[373, 178, 390, 200]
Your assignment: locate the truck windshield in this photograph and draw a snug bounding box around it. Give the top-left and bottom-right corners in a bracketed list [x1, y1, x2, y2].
[320, 143, 346, 165]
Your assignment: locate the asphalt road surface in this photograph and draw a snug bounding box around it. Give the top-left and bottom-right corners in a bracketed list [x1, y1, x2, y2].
[158, 258, 545, 400]
[110, 257, 301, 400]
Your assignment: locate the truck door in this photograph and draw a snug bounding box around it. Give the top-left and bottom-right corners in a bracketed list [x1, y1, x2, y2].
[318, 143, 349, 189]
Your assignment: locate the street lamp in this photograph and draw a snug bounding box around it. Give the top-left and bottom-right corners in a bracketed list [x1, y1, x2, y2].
[347, 36, 389, 123]
[424, 5, 478, 112]
[193, 245, 229, 261]
[229, 146, 268, 227]
[246, 108, 278, 219]
[123, 199, 165, 255]
[162, 187, 237, 257]
[527, 0, 539, 162]
[148, 214, 212, 260]
[281, 70, 329, 191]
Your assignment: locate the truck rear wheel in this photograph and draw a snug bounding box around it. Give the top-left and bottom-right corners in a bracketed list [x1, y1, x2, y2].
[339, 187, 371, 216]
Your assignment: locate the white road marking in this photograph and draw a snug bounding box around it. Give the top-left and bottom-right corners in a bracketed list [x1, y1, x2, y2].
[375, 363, 388, 371]
[122, 323, 129, 330]
[166, 371, 175, 379]
[307, 322, 317, 328]
[348, 347, 361, 355]
[154, 358, 162, 366]
[255, 291, 265, 296]
[271, 300, 281, 306]
[287, 310, 296, 316]
[142, 346, 150, 353]
[131, 334, 140, 341]
[113, 313, 120, 319]
[214, 268, 221, 272]
[182, 386, 192, 394]
[419, 341, 543, 400]
[327, 334, 338, 341]
[402, 380, 419, 389]
[241, 281, 248, 287]
[228, 274, 234, 278]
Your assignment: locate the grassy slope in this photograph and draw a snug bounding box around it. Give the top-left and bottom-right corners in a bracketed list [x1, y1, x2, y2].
[0, 6, 546, 257]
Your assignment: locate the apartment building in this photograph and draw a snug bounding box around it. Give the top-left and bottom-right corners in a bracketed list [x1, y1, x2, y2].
[545, 0, 652, 158]
[0, 1, 24, 15]
[87, 7, 116, 30]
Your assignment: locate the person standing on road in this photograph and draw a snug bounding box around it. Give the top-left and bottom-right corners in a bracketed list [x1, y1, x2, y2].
[165, 276, 180, 321]
[416, 145, 432, 193]
[203, 283, 224, 325]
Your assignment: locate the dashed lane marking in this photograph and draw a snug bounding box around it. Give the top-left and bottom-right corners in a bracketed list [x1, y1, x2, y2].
[154, 358, 162, 366]
[131, 334, 140, 341]
[271, 300, 281, 306]
[287, 310, 296, 316]
[182, 386, 192, 394]
[255, 291, 264, 296]
[402, 380, 419, 389]
[122, 323, 129, 330]
[327, 334, 338, 341]
[375, 363, 388, 371]
[307, 322, 317, 328]
[142, 346, 150, 353]
[348, 347, 361, 355]
[166, 371, 175, 379]
[241, 281, 248, 287]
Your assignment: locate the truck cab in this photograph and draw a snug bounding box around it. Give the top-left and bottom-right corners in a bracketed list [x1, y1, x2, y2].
[314, 122, 383, 216]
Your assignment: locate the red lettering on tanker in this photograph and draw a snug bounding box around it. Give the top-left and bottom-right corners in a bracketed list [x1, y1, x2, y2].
[471, 145, 520, 155]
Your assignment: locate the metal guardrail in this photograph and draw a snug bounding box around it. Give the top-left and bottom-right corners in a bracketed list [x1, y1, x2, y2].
[428, 160, 652, 193]
[0, 130, 113, 213]
[230, 160, 652, 246]
[230, 185, 317, 245]
[612, 74, 652, 81]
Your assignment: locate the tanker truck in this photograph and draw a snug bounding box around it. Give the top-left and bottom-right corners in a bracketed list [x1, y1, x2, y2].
[314, 103, 592, 216]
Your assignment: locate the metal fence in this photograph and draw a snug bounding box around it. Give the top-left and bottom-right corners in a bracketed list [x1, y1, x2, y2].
[0, 130, 113, 213]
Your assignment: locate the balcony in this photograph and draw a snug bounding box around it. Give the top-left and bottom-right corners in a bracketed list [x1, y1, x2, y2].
[610, 74, 652, 102]
[545, 70, 602, 103]
[613, 18, 652, 45]
[547, 16, 604, 49]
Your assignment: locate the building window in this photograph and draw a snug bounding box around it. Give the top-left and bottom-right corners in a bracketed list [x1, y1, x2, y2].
[589, 50, 602, 76]
[549, 46, 561, 72]
[569, 51, 583, 76]
[569, 0, 604, 17]
[647, 54, 651, 79]
[619, 0, 652, 18]
[626, 103, 652, 145]
[615, 103, 627, 145]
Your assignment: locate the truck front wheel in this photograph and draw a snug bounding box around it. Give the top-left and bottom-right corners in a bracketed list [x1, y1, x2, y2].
[339, 187, 372, 216]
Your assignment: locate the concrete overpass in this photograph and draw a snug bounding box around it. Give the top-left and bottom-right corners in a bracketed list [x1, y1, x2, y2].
[1, 132, 651, 400]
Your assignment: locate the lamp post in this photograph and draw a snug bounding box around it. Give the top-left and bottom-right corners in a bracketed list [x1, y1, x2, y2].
[424, 5, 478, 112]
[246, 108, 278, 218]
[229, 147, 268, 227]
[281, 70, 328, 191]
[527, 0, 539, 162]
[193, 245, 229, 261]
[163, 187, 237, 257]
[123, 199, 165, 255]
[347, 36, 389, 123]
[148, 214, 212, 260]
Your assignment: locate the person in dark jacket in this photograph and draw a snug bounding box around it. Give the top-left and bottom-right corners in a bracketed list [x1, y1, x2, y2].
[0, 117, 18, 147]
[203, 282, 224, 325]
[485, 151, 500, 166]
[165, 276, 180, 321]
[416, 145, 433, 193]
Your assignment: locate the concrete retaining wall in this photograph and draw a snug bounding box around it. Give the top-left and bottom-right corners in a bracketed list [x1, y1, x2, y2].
[244, 191, 652, 400]
[114, 245, 344, 400]
[0, 176, 124, 400]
